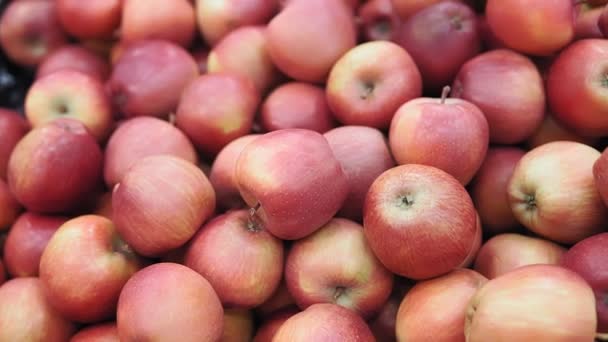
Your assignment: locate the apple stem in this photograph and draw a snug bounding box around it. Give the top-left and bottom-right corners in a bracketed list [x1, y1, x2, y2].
[440, 86, 451, 104]
[333, 286, 346, 301]
[247, 203, 262, 232]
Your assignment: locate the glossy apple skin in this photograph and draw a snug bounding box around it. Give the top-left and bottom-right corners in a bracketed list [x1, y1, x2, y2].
[196, 0, 278, 46]
[327, 41, 422, 129]
[561, 233, 608, 333]
[175, 73, 260, 155]
[469, 147, 525, 235]
[235, 129, 349, 240]
[324, 126, 395, 222]
[113, 155, 216, 257]
[547, 39, 608, 137]
[527, 113, 600, 149]
[107, 40, 199, 119]
[274, 303, 375, 342]
[0, 0, 67, 66]
[0, 109, 28, 180]
[396, 269, 487, 341]
[267, 0, 357, 83]
[56, 0, 120, 39]
[103, 117, 198, 187]
[3, 212, 67, 277]
[253, 309, 299, 342]
[39, 215, 144, 323]
[0, 278, 77, 341]
[396, 1, 480, 91]
[0, 179, 21, 231]
[364, 164, 478, 280]
[466, 265, 597, 341]
[485, 0, 574, 56]
[508, 141, 607, 244]
[390, 96, 489, 185]
[285, 218, 394, 318]
[185, 210, 284, 308]
[37, 46, 110, 81]
[122, 0, 196, 47]
[261, 82, 336, 133]
[117, 263, 224, 342]
[209, 134, 260, 210]
[358, 0, 401, 41]
[474, 233, 567, 279]
[221, 309, 254, 342]
[576, 3, 603, 39]
[70, 323, 119, 342]
[8, 119, 103, 214]
[26, 70, 113, 141]
[452, 49, 545, 144]
[208, 26, 280, 93]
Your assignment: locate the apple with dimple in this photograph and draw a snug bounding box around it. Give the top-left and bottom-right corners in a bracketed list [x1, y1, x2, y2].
[358, 0, 400, 42]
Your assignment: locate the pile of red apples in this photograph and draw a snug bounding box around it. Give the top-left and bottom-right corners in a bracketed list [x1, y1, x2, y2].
[3, 0, 608, 341]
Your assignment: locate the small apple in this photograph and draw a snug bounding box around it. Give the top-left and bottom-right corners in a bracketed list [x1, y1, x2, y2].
[221, 309, 255, 342]
[327, 40, 422, 129]
[36, 45, 111, 81]
[117, 263, 224, 342]
[70, 323, 119, 342]
[364, 164, 478, 280]
[56, 0, 121, 40]
[0, 108, 29, 180]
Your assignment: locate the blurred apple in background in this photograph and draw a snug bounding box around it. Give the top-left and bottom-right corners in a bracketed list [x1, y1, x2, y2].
[364, 164, 478, 280]
[324, 125, 395, 222]
[474, 233, 566, 279]
[0, 178, 20, 231]
[452, 49, 545, 144]
[0, 109, 28, 180]
[262, 82, 336, 133]
[56, 0, 121, 40]
[389, 86, 489, 185]
[508, 141, 607, 244]
[327, 41, 422, 129]
[3, 212, 67, 277]
[70, 323, 119, 342]
[36, 45, 110, 81]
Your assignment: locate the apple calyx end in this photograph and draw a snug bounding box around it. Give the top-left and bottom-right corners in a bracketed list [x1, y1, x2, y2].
[524, 193, 537, 211]
[397, 194, 415, 209]
[359, 81, 375, 100]
[333, 286, 347, 301]
[246, 203, 264, 232]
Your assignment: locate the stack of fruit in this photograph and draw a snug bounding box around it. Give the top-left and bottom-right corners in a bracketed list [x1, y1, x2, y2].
[1, 0, 608, 341]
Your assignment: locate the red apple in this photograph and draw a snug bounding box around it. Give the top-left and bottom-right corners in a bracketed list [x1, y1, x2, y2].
[0, 178, 20, 231]
[465, 265, 597, 341]
[327, 41, 422, 129]
[185, 209, 283, 308]
[175, 73, 260, 155]
[547, 39, 608, 137]
[396, 269, 487, 341]
[209, 134, 260, 210]
[364, 164, 478, 279]
[121, 0, 196, 47]
[389, 87, 489, 185]
[8, 119, 103, 214]
[452, 49, 545, 144]
[358, 0, 401, 42]
[469, 147, 525, 235]
[391, 0, 443, 19]
[253, 309, 299, 342]
[396, 1, 480, 91]
[37, 45, 111, 81]
[3, 212, 67, 277]
[527, 113, 600, 149]
[474, 233, 567, 279]
[274, 303, 374, 341]
[561, 233, 608, 333]
[196, 0, 278, 46]
[485, 0, 574, 56]
[267, 0, 357, 83]
[575, 3, 604, 39]
[117, 263, 224, 341]
[39, 215, 144, 323]
[207, 26, 280, 93]
[71, 323, 119, 342]
[0, 278, 76, 341]
[285, 218, 394, 318]
[0, 0, 67, 66]
[222, 309, 254, 342]
[324, 126, 395, 222]
[56, 0, 121, 40]
[25, 70, 113, 141]
[235, 129, 349, 240]
[255, 281, 297, 319]
[508, 141, 607, 244]
[0, 109, 28, 180]
[103, 116, 198, 187]
[113, 155, 216, 257]
[261, 82, 336, 133]
[107, 40, 199, 119]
